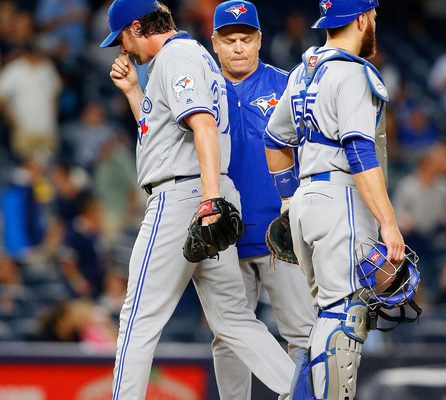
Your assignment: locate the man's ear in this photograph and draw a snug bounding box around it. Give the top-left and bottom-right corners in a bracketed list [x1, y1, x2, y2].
[130, 20, 142, 36]
[211, 33, 218, 54]
[358, 13, 367, 32]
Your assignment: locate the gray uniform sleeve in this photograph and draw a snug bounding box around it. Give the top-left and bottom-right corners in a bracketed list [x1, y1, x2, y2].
[337, 72, 377, 144]
[265, 81, 299, 148]
[161, 55, 214, 126]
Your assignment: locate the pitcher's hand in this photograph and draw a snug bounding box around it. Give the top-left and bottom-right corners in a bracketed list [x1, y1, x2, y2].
[110, 53, 138, 95]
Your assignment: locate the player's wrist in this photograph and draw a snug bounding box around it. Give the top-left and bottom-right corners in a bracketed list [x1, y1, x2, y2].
[202, 193, 221, 201]
[123, 84, 141, 97]
[379, 217, 398, 228]
[280, 197, 291, 214]
[270, 165, 299, 199]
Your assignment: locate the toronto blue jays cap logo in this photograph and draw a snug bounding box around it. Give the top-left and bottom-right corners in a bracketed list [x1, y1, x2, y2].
[321, 0, 333, 14]
[250, 93, 279, 116]
[214, 1, 261, 31]
[225, 3, 248, 19]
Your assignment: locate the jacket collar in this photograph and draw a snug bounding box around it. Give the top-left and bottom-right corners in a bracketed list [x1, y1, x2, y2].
[229, 60, 265, 92]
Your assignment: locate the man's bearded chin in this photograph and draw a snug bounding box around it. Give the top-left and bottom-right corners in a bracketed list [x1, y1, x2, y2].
[131, 54, 143, 65]
[359, 24, 377, 59]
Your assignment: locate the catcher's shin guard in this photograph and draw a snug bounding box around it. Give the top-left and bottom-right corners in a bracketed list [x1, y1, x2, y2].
[324, 327, 363, 399]
[307, 295, 368, 399]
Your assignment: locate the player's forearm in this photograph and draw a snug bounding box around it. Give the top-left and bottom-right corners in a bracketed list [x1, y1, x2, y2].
[353, 166, 398, 227]
[124, 87, 144, 122]
[186, 113, 221, 199]
[265, 147, 295, 172]
[266, 147, 298, 208]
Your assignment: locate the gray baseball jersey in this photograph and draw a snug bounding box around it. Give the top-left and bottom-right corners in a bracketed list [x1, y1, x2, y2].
[136, 32, 230, 187]
[112, 32, 295, 400]
[266, 46, 389, 399]
[266, 46, 388, 182]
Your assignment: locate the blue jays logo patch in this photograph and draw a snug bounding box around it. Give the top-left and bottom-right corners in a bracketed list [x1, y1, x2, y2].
[250, 93, 280, 116]
[225, 3, 248, 19]
[138, 118, 150, 136]
[173, 73, 195, 99]
[321, 0, 332, 14]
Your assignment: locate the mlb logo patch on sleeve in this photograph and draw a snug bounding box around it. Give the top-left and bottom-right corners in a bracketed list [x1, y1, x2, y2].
[173, 73, 195, 99]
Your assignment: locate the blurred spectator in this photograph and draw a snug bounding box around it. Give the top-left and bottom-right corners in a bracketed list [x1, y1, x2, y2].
[0, 41, 62, 160]
[269, 12, 319, 70]
[396, 103, 440, 162]
[87, 0, 118, 71]
[394, 144, 446, 235]
[62, 192, 106, 298]
[93, 134, 138, 242]
[177, 0, 219, 45]
[371, 50, 402, 101]
[0, 1, 18, 66]
[434, 263, 446, 304]
[421, 0, 446, 36]
[393, 144, 446, 289]
[36, 301, 80, 342]
[35, 0, 88, 61]
[36, 299, 116, 348]
[98, 268, 127, 325]
[61, 102, 116, 170]
[0, 254, 33, 340]
[428, 54, 446, 109]
[0, 9, 35, 67]
[1, 157, 52, 260]
[0, 254, 24, 321]
[0, 253, 22, 286]
[49, 161, 90, 224]
[56, 246, 93, 298]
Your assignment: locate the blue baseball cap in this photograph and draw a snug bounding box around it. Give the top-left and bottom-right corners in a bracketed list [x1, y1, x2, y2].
[213, 1, 261, 31]
[100, 0, 157, 48]
[312, 0, 379, 29]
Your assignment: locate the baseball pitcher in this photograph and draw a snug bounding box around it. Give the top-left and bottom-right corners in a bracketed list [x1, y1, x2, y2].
[100, 0, 295, 399]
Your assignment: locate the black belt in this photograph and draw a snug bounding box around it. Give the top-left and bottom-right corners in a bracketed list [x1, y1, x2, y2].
[143, 174, 201, 195]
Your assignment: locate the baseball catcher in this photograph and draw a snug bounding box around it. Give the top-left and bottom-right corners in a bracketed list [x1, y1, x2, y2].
[183, 197, 244, 263]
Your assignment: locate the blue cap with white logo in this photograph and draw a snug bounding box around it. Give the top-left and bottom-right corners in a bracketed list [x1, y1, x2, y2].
[100, 0, 157, 48]
[213, 0, 261, 31]
[312, 0, 379, 29]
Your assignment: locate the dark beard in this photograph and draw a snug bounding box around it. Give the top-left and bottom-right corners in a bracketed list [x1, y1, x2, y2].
[131, 54, 143, 65]
[358, 24, 376, 59]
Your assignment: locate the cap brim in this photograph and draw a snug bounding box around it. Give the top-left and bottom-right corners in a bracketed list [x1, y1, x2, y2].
[100, 29, 122, 48]
[215, 21, 261, 31]
[311, 14, 359, 29]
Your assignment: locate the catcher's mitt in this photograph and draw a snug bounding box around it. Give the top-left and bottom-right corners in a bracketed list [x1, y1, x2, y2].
[265, 209, 298, 264]
[183, 198, 244, 263]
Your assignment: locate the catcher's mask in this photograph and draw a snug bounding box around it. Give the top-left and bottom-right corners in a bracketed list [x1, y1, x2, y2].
[355, 239, 420, 309]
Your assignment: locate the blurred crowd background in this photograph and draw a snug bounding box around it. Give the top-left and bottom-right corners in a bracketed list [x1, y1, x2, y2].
[0, 0, 445, 353]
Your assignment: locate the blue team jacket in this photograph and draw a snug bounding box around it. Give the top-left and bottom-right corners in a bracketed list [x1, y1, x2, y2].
[226, 61, 288, 259]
